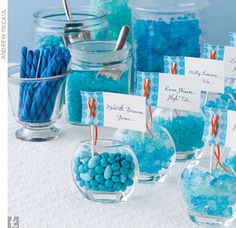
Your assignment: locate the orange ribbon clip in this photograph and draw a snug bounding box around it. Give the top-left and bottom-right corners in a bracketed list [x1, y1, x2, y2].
[211, 115, 219, 137]
[171, 62, 177, 75]
[210, 50, 216, 60]
[88, 98, 98, 146]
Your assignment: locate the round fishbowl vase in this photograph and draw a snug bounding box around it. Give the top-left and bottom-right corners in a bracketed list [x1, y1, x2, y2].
[72, 139, 139, 203]
[114, 125, 176, 183]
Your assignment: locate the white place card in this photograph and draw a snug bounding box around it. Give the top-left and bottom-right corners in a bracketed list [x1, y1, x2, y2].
[157, 73, 201, 112]
[224, 46, 236, 79]
[103, 92, 146, 132]
[185, 57, 225, 93]
[225, 110, 236, 150]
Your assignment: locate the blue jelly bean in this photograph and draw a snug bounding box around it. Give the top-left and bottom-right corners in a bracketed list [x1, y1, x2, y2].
[80, 173, 93, 182]
[88, 155, 101, 169]
[121, 160, 130, 168]
[98, 184, 106, 191]
[112, 162, 120, 171]
[88, 169, 96, 178]
[78, 165, 85, 173]
[120, 174, 127, 183]
[105, 180, 113, 188]
[104, 165, 112, 180]
[100, 158, 108, 167]
[95, 165, 104, 174]
[127, 170, 134, 179]
[95, 174, 105, 183]
[120, 167, 129, 176]
[112, 176, 120, 183]
[113, 182, 121, 191]
[90, 180, 98, 187]
[113, 171, 120, 176]
[125, 178, 134, 187]
[121, 184, 127, 192]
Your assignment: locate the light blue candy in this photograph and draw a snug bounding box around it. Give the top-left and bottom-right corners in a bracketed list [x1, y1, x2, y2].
[88, 155, 101, 169]
[104, 165, 112, 180]
[120, 175, 127, 183]
[112, 162, 120, 171]
[80, 173, 93, 182]
[105, 180, 113, 188]
[95, 165, 104, 174]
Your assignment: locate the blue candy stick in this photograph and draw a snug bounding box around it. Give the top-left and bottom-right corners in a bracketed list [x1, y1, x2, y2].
[23, 50, 41, 122]
[21, 50, 34, 121]
[18, 47, 27, 119]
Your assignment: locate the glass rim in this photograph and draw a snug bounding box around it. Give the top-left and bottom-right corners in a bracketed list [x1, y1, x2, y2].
[80, 139, 129, 149]
[69, 40, 131, 56]
[33, 6, 107, 23]
[8, 65, 70, 82]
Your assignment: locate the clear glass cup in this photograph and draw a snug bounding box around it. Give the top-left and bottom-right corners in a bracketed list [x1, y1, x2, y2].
[72, 139, 139, 203]
[114, 126, 176, 183]
[153, 108, 205, 161]
[33, 7, 108, 50]
[129, 0, 208, 77]
[179, 147, 236, 226]
[66, 40, 131, 125]
[8, 65, 68, 141]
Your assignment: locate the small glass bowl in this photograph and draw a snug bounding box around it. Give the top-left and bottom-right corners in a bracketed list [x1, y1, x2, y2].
[179, 147, 236, 226]
[114, 126, 176, 183]
[72, 139, 139, 203]
[8, 65, 68, 141]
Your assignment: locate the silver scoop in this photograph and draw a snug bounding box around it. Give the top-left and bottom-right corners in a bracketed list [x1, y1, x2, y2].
[97, 26, 130, 80]
[62, 0, 91, 47]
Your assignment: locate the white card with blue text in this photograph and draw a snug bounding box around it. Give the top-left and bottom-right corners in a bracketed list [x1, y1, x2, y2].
[157, 73, 201, 112]
[224, 46, 236, 79]
[225, 110, 236, 149]
[185, 57, 225, 93]
[103, 92, 146, 132]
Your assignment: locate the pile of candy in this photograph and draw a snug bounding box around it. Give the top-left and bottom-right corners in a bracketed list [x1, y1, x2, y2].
[180, 155, 236, 219]
[91, 0, 131, 41]
[114, 127, 175, 175]
[133, 14, 202, 72]
[66, 71, 129, 124]
[73, 150, 136, 192]
[19, 47, 70, 123]
[36, 35, 65, 51]
[153, 113, 205, 153]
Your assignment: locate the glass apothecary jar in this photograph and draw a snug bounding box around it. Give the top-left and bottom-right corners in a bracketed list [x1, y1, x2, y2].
[180, 147, 236, 226]
[153, 108, 205, 161]
[33, 7, 108, 50]
[8, 65, 68, 141]
[129, 0, 208, 73]
[72, 139, 139, 203]
[66, 40, 131, 124]
[90, 0, 131, 41]
[114, 126, 176, 183]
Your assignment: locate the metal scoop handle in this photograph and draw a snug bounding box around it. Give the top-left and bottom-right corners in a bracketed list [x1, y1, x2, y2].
[62, 0, 72, 21]
[115, 26, 130, 51]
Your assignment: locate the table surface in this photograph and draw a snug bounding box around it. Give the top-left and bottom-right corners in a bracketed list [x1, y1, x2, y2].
[8, 112, 236, 228]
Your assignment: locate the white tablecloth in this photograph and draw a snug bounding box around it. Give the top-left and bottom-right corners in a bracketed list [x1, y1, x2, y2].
[8, 112, 236, 228]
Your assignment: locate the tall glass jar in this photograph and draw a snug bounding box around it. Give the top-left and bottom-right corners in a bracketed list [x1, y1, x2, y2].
[66, 40, 131, 125]
[153, 108, 205, 161]
[33, 7, 108, 50]
[129, 0, 208, 74]
[90, 0, 131, 41]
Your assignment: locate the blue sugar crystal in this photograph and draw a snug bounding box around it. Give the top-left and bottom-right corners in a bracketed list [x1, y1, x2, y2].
[66, 71, 129, 124]
[180, 155, 236, 219]
[133, 14, 202, 72]
[153, 114, 204, 153]
[91, 0, 131, 41]
[36, 35, 65, 51]
[74, 151, 136, 192]
[114, 127, 175, 176]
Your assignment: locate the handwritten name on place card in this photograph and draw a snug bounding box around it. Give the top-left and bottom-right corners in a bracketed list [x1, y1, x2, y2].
[103, 92, 146, 132]
[157, 73, 201, 112]
[185, 57, 225, 93]
[224, 46, 236, 79]
[225, 110, 236, 150]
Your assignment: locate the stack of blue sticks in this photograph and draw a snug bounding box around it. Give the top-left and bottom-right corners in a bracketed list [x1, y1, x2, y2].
[18, 47, 71, 123]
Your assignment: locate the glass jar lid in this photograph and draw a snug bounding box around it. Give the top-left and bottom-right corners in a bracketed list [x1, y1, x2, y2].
[129, 0, 209, 13]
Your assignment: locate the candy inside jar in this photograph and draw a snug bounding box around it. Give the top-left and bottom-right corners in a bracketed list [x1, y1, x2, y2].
[90, 0, 131, 41]
[72, 139, 138, 203]
[114, 126, 176, 183]
[129, 0, 208, 72]
[180, 148, 236, 226]
[153, 108, 205, 161]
